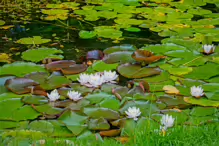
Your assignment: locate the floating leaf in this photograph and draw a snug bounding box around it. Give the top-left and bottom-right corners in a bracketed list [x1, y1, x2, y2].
[103, 44, 136, 54]
[163, 85, 180, 94]
[0, 20, 5, 25]
[84, 107, 120, 120]
[0, 62, 47, 77]
[184, 97, 219, 107]
[88, 118, 110, 130]
[29, 120, 54, 133]
[21, 95, 48, 105]
[5, 78, 39, 94]
[45, 60, 75, 71]
[21, 48, 63, 62]
[92, 60, 118, 72]
[103, 51, 135, 64]
[125, 27, 141, 32]
[61, 64, 87, 75]
[117, 64, 161, 79]
[0, 53, 12, 63]
[33, 104, 64, 115]
[190, 107, 217, 117]
[132, 50, 166, 64]
[58, 110, 87, 136]
[79, 30, 96, 39]
[16, 36, 51, 45]
[99, 129, 121, 137]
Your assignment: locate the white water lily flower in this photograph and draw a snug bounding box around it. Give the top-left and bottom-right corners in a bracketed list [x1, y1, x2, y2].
[125, 107, 141, 121]
[103, 70, 118, 83]
[67, 90, 83, 101]
[160, 114, 175, 130]
[88, 74, 105, 87]
[77, 73, 90, 85]
[190, 86, 204, 98]
[203, 44, 215, 54]
[47, 89, 60, 102]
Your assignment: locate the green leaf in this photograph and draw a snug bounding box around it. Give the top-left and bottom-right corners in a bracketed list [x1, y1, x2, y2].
[79, 30, 96, 39]
[84, 107, 120, 120]
[16, 36, 51, 45]
[29, 120, 54, 133]
[190, 107, 217, 117]
[34, 104, 64, 115]
[0, 62, 47, 77]
[125, 27, 141, 32]
[184, 97, 219, 107]
[88, 118, 110, 130]
[92, 60, 118, 72]
[0, 20, 5, 25]
[21, 48, 63, 62]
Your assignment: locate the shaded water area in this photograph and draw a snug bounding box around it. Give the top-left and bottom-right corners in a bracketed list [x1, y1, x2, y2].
[0, 0, 219, 145]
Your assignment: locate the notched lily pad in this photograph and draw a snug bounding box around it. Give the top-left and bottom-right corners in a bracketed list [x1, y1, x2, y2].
[16, 36, 51, 45]
[21, 48, 63, 62]
[117, 63, 161, 79]
[22, 95, 48, 105]
[132, 50, 166, 64]
[103, 51, 135, 64]
[88, 118, 110, 130]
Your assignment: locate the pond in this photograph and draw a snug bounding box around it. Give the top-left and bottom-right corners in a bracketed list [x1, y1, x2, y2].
[0, 0, 219, 145]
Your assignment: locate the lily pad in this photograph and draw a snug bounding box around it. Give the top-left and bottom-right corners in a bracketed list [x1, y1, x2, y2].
[92, 60, 118, 72]
[88, 118, 110, 130]
[58, 110, 88, 136]
[103, 51, 135, 64]
[0, 20, 5, 25]
[190, 107, 217, 117]
[103, 44, 136, 54]
[16, 36, 51, 45]
[5, 78, 39, 94]
[84, 107, 120, 120]
[0, 62, 47, 77]
[45, 60, 76, 71]
[21, 48, 63, 62]
[184, 97, 219, 107]
[21, 95, 48, 105]
[33, 104, 64, 115]
[79, 30, 96, 39]
[117, 64, 161, 79]
[29, 120, 54, 133]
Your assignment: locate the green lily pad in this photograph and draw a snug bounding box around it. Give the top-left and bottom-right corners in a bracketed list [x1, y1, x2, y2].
[184, 97, 219, 107]
[103, 44, 136, 54]
[92, 60, 118, 72]
[103, 51, 135, 64]
[94, 26, 123, 39]
[25, 72, 71, 90]
[125, 27, 141, 32]
[34, 104, 64, 115]
[0, 62, 47, 77]
[49, 120, 73, 137]
[99, 97, 120, 111]
[21, 95, 48, 105]
[117, 64, 161, 79]
[21, 48, 63, 62]
[84, 107, 120, 120]
[0, 121, 19, 129]
[0, 20, 5, 25]
[79, 30, 96, 39]
[185, 63, 219, 80]
[58, 110, 88, 136]
[16, 36, 51, 45]
[29, 120, 54, 133]
[88, 118, 110, 130]
[41, 9, 69, 15]
[205, 92, 219, 101]
[190, 107, 217, 117]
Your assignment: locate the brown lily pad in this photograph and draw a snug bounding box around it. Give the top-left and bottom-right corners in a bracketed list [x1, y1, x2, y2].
[5, 78, 40, 94]
[132, 50, 166, 64]
[99, 129, 121, 137]
[117, 63, 161, 79]
[45, 60, 76, 71]
[61, 64, 87, 75]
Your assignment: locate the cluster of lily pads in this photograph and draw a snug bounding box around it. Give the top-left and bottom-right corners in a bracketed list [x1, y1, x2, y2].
[0, 0, 219, 144]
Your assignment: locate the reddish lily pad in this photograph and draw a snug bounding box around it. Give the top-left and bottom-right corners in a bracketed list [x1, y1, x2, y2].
[61, 64, 87, 75]
[45, 60, 76, 71]
[117, 63, 161, 79]
[132, 50, 166, 64]
[5, 78, 40, 94]
[99, 129, 121, 137]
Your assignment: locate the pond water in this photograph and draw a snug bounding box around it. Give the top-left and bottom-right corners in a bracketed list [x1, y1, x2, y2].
[0, 0, 219, 145]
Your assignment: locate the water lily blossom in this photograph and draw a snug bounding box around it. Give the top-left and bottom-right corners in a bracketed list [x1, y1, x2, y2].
[160, 114, 175, 131]
[103, 70, 118, 83]
[47, 89, 60, 102]
[203, 44, 215, 54]
[190, 86, 204, 98]
[77, 73, 90, 86]
[88, 73, 105, 87]
[125, 107, 141, 121]
[67, 90, 83, 101]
